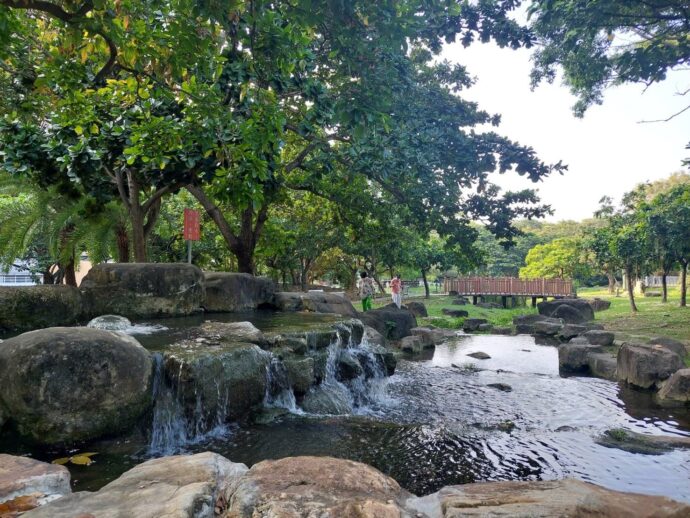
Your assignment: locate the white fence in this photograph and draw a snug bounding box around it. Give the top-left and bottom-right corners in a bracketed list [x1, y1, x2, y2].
[643, 275, 680, 287]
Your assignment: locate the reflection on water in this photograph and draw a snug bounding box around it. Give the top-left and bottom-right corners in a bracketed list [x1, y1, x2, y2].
[2, 333, 689, 502]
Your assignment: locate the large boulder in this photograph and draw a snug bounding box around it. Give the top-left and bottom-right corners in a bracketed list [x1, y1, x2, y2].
[25, 452, 247, 518]
[537, 298, 594, 322]
[226, 456, 408, 517]
[0, 285, 82, 333]
[533, 320, 563, 336]
[587, 353, 618, 380]
[300, 384, 353, 415]
[513, 314, 562, 335]
[80, 263, 205, 319]
[357, 304, 417, 340]
[442, 308, 469, 318]
[203, 272, 275, 312]
[617, 343, 684, 389]
[163, 342, 270, 422]
[551, 303, 590, 324]
[657, 369, 690, 406]
[558, 340, 603, 373]
[0, 454, 71, 511]
[400, 335, 423, 354]
[282, 356, 315, 395]
[462, 318, 488, 332]
[363, 325, 387, 347]
[406, 301, 428, 317]
[272, 291, 357, 316]
[583, 330, 615, 346]
[406, 478, 690, 517]
[648, 337, 688, 358]
[588, 298, 612, 312]
[411, 327, 445, 348]
[557, 323, 590, 341]
[0, 327, 153, 444]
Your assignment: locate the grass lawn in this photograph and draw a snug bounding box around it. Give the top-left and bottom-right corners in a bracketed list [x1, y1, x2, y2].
[577, 286, 690, 346]
[371, 292, 536, 329]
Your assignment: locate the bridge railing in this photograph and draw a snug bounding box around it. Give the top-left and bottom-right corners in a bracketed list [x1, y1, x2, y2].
[444, 277, 574, 297]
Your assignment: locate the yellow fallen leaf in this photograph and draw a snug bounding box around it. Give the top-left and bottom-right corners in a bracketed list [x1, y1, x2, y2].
[77, 452, 99, 458]
[70, 455, 94, 466]
[52, 457, 70, 465]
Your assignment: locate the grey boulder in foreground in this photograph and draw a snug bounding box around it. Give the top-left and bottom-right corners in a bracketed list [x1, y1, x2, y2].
[17, 453, 690, 518]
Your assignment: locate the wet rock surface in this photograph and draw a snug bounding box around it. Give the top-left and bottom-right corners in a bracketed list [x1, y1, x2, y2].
[0, 285, 82, 333]
[558, 342, 604, 373]
[0, 327, 153, 445]
[163, 342, 270, 422]
[596, 428, 690, 455]
[80, 263, 205, 319]
[657, 368, 690, 406]
[86, 314, 132, 331]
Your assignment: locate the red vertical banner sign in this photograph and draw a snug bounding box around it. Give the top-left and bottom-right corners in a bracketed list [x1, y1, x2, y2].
[183, 209, 200, 241]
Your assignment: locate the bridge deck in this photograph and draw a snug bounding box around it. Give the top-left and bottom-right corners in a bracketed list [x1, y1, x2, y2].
[444, 277, 574, 298]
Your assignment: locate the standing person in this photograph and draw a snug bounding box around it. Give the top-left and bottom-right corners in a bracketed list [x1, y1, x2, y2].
[390, 274, 402, 309]
[358, 271, 375, 311]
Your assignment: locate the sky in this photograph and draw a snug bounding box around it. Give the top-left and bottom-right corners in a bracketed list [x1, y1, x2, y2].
[441, 41, 690, 222]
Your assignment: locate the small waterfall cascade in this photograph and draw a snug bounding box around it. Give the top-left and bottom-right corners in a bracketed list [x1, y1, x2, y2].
[147, 354, 231, 456]
[264, 354, 299, 412]
[146, 319, 393, 454]
[302, 322, 392, 415]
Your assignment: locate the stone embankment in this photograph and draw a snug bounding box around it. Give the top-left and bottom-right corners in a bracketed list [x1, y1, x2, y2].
[6, 453, 688, 517]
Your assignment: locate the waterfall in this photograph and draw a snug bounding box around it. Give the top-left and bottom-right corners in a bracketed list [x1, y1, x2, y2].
[301, 324, 391, 415]
[146, 319, 392, 454]
[264, 354, 299, 412]
[147, 354, 231, 456]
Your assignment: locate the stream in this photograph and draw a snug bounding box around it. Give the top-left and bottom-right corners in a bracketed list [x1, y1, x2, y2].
[2, 322, 689, 502]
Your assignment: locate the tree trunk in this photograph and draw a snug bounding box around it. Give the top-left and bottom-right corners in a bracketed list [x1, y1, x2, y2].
[116, 224, 130, 263]
[186, 185, 268, 275]
[42, 269, 55, 285]
[422, 269, 430, 299]
[661, 272, 668, 303]
[607, 272, 616, 294]
[234, 245, 255, 274]
[130, 205, 147, 262]
[372, 272, 386, 295]
[681, 261, 688, 308]
[63, 257, 77, 287]
[625, 266, 638, 312]
[300, 259, 311, 292]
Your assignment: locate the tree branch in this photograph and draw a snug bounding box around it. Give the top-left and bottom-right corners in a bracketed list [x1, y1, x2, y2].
[638, 102, 690, 123]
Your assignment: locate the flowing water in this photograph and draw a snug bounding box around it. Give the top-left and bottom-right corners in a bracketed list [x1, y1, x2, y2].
[2, 319, 689, 502]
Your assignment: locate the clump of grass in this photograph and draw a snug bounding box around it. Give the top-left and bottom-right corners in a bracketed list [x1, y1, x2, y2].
[605, 428, 628, 441]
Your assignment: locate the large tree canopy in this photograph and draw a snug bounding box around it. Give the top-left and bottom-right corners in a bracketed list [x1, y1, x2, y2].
[1, 0, 564, 272]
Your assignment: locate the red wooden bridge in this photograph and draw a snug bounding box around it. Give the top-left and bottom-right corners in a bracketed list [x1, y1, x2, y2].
[444, 276, 574, 306]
